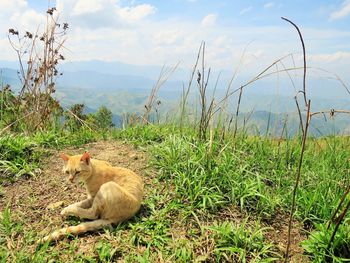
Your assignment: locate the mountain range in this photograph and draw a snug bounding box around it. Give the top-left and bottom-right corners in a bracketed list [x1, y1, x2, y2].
[1, 59, 350, 136]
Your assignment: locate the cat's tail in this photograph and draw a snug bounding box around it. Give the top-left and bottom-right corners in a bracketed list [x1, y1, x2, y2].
[38, 219, 113, 244]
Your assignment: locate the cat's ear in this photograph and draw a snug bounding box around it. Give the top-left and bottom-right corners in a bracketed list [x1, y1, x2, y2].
[81, 152, 90, 165]
[60, 153, 70, 162]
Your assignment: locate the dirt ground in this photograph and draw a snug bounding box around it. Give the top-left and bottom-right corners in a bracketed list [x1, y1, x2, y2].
[0, 140, 308, 262]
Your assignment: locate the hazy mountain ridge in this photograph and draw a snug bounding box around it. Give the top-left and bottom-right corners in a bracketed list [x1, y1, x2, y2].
[0, 68, 21, 88]
[1, 60, 350, 136]
[240, 110, 350, 137]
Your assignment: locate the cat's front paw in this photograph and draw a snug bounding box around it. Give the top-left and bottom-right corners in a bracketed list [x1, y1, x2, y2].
[60, 207, 73, 217]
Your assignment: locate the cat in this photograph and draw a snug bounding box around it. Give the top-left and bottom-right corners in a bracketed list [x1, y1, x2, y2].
[39, 152, 144, 243]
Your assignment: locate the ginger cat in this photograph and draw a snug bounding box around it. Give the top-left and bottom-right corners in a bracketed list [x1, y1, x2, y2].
[39, 152, 144, 243]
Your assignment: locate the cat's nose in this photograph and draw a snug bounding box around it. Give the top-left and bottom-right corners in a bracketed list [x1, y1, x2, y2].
[68, 175, 75, 182]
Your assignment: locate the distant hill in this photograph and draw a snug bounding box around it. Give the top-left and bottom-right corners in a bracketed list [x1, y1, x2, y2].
[239, 110, 350, 137]
[60, 60, 190, 81]
[56, 70, 182, 91]
[1, 60, 350, 136]
[0, 68, 21, 88]
[0, 59, 190, 82]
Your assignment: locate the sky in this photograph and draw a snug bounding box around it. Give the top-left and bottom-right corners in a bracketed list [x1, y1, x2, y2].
[0, 0, 349, 83]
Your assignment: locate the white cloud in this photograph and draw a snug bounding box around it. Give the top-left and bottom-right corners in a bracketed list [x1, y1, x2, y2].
[201, 14, 217, 27]
[329, 0, 350, 20]
[0, 37, 13, 60]
[309, 51, 350, 63]
[213, 35, 231, 47]
[57, 0, 156, 28]
[0, 0, 47, 61]
[0, 0, 27, 14]
[11, 9, 46, 30]
[264, 2, 274, 9]
[153, 29, 183, 45]
[118, 4, 156, 23]
[236, 49, 265, 65]
[0, 0, 45, 34]
[72, 0, 104, 16]
[239, 6, 252, 15]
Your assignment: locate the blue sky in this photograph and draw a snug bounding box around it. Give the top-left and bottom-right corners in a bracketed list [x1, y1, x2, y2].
[0, 0, 349, 83]
[142, 0, 350, 30]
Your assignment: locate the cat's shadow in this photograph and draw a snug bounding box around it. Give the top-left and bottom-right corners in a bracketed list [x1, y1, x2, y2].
[108, 203, 152, 232]
[135, 203, 152, 219]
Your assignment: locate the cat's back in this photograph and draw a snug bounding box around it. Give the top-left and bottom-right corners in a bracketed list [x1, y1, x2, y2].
[91, 159, 111, 167]
[110, 166, 144, 202]
[91, 159, 143, 201]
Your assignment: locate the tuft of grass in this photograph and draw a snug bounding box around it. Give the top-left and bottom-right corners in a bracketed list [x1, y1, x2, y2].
[33, 128, 98, 148]
[151, 134, 282, 216]
[95, 240, 120, 262]
[111, 124, 180, 146]
[0, 129, 99, 184]
[0, 207, 22, 238]
[0, 135, 44, 183]
[302, 222, 350, 262]
[208, 220, 281, 262]
[0, 207, 23, 261]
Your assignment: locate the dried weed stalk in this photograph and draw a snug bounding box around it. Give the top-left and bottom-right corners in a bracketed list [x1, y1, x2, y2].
[7, 7, 68, 132]
[282, 16, 350, 261]
[143, 63, 179, 125]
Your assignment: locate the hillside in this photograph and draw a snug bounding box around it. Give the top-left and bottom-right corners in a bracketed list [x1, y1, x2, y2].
[1, 125, 350, 261]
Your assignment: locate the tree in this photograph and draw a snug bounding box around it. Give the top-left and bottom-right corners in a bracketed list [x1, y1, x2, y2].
[64, 104, 87, 132]
[93, 106, 114, 130]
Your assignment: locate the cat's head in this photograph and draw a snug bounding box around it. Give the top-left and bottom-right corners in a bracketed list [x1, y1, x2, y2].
[60, 152, 92, 183]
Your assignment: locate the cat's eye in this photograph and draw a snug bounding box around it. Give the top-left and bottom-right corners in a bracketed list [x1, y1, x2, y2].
[65, 170, 69, 174]
[75, 171, 81, 175]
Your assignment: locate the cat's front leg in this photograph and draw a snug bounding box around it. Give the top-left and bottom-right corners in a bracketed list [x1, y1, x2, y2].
[60, 205, 98, 220]
[60, 206, 74, 217]
[75, 198, 94, 209]
[60, 198, 93, 217]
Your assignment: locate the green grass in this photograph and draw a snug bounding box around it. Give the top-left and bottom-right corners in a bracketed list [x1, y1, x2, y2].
[0, 128, 100, 183]
[0, 135, 44, 183]
[111, 124, 178, 146]
[110, 124, 350, 261]
[1, 125, 350, 261]
[147, 127, 350, 261]
[302, 222, 350, 262]
[151, 132, 350, 221]
[209, 220, 281, 262]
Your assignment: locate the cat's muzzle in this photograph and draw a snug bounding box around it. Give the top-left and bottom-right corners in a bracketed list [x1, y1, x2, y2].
[68, 175, 75, 183]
